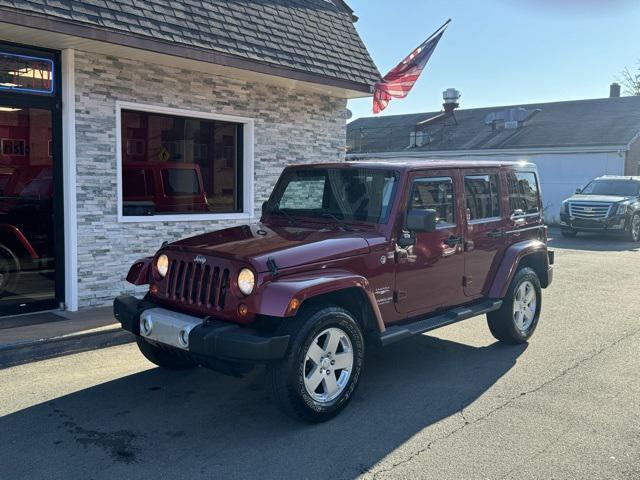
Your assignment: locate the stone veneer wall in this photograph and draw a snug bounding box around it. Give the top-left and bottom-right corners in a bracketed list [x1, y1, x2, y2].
[74, 50, 347, 308]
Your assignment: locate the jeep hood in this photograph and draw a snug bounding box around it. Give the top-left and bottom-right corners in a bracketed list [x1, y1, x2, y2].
[167, 224, 376, 272]
[567, 194, 634, 203]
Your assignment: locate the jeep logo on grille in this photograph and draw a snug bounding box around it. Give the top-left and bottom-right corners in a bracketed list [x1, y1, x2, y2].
[194, 255, 207, 265]
[584, 207, 594, 212]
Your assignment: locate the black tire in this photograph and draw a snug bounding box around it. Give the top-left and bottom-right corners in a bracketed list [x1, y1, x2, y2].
[625, 214, 640, 242]
[135, 336, 198, 370]
[561, 229, 577, 238]
[267, 305, 365, 423]
[0, 245, 20, 298]
[487, 267, 542, 344]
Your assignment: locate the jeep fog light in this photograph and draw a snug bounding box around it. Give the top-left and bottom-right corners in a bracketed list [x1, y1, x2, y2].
[238, 268, 255, 296]
[140, 317, 153, 336]
[156, 254, 169, 278]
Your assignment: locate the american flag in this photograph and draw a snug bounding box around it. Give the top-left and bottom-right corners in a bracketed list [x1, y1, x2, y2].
[373, 20, 450, 114]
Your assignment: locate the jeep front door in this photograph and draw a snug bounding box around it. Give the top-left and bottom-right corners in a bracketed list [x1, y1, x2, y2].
[394, 173, 465, 315]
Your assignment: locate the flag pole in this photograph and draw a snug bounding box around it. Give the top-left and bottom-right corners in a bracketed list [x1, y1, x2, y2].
[422, 19, 451, 45]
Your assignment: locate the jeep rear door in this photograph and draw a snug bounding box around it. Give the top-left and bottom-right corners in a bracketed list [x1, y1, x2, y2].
[462, 169, 507, 297]
[394, 171, 466, 315]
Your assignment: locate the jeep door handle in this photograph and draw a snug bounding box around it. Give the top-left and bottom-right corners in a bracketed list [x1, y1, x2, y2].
[444, 235, 463, 247]
[487, 229, 504, 239]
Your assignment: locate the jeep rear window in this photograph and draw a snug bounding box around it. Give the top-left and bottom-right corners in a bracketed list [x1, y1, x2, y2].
[507, 171, 540, 215]
[269, 168, 398, 224]
[162, 168, 201, 196]
[581, 180, 640, 197]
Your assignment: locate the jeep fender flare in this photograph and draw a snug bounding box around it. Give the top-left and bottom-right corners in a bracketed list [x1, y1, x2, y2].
[126, 257, 153, 285]
[0, 224, 38, 260]
[255, 269, 386, 332]
[488, 239, 550, 299]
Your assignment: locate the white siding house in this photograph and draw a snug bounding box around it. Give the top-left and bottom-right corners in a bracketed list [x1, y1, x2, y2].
[347, 96, 640, 223]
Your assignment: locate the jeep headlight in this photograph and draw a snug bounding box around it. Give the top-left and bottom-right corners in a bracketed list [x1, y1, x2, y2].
[156, 254, 169, 278]
[237, 268, 255, 296]
[616, 202, 629, 215]
[562, 200, 570, 214]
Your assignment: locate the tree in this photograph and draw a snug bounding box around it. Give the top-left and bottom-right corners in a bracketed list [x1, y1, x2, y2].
[618, 62, 640, 96]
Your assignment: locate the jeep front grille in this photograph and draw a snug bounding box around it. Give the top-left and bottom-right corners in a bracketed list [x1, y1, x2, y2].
[165, 259, 230, 309]
[569, 202, 612, 220]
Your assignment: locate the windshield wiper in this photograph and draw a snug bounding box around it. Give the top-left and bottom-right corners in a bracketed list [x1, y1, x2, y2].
[321, 213, 354, 232]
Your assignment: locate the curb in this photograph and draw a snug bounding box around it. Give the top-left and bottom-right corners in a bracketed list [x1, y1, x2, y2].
[0, 325, 135, 369]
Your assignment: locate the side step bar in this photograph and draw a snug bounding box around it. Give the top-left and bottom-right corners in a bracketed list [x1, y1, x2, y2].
[376, 299, 503, 347]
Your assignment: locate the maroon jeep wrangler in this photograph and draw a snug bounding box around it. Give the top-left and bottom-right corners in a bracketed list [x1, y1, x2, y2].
[114, 160, 554, 422]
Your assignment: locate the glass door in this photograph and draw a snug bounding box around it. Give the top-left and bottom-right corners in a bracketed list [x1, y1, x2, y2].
[0, 104, 58, 315]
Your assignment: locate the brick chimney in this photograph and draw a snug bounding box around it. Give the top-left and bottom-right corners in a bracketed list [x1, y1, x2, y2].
[610, 82, 621, 98]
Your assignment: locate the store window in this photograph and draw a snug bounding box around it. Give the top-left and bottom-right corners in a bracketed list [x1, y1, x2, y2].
[120, 109, 244, 217]
[0, 51, 54, 95]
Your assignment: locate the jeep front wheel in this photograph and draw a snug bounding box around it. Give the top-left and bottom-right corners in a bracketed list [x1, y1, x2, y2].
[487, 267, 541, 344]
[267, 306, 365, 422]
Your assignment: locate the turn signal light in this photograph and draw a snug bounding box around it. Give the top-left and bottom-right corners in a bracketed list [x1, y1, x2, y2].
[288, 298, 300, 313]
[149, 285, 159, 295]
[238, 304, 249, 316]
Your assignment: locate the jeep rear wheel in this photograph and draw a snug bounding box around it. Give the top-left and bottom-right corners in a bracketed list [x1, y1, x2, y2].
[135, 336, 198, 370]
[267, 306, 365, 423]
[487, 267, 542, 344]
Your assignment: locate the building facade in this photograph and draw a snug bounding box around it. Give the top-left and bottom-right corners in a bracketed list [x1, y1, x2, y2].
[0, 1, 379, 316]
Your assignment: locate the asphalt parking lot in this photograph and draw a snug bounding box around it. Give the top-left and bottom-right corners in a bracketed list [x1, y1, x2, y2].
[1, 230, 639, 480]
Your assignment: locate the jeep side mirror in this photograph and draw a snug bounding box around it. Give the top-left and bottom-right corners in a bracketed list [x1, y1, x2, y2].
[406, 209, 437, 232]
[261, 201, 269, 216]
[575, 188, 582, 194]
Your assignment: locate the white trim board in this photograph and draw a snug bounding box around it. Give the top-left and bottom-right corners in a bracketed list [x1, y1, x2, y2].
[115, 101, 255, 223]
[61, 48, 78, 312]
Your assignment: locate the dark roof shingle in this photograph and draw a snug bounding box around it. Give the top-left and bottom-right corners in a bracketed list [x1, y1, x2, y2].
[347, 96, 640, 154]
[0, 0, 380, 87]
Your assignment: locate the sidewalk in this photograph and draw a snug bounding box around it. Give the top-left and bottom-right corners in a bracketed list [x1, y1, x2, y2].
[0, 307, 133, 369]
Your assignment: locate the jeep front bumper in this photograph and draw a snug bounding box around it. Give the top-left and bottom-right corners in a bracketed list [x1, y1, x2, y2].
[114, 295, 290, 362]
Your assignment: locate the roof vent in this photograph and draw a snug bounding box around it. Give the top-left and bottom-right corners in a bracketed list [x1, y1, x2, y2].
[484, 107, 541, 130]
[442, 88, 461, 113]
[409, 131, 430, 148]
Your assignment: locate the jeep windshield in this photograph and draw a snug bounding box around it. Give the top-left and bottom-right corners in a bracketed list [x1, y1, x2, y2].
[581, 179, 640, 197]
[267, 167, 398, 224]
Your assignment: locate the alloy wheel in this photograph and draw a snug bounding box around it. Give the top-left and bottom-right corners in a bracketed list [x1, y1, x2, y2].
[303, 327, 354, 403]
[513, 280, 537, 332]
[632, 215, 640, 242]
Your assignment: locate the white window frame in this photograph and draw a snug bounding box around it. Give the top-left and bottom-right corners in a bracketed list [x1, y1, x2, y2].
[115, 101, 255, 223]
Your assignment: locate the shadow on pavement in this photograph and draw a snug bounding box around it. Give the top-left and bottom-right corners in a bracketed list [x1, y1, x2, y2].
[1, 334, 526, 480]
[548, 229, 640, 252]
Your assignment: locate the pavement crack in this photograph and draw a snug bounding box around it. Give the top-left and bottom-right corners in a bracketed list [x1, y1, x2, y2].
[367, 327, 640, 479]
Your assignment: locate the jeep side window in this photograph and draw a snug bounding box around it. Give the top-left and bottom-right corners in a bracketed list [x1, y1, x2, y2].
[123, 168, 155, 198]
[162, 168, 201, 196]
[507, 171, 539, 215]
[279, 176, 326, 210]
[410, 177, 455, 226]
[465, 174, 500, 221]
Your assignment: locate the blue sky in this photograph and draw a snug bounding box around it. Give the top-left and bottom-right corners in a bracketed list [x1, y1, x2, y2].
[347, 0, 640, 120]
